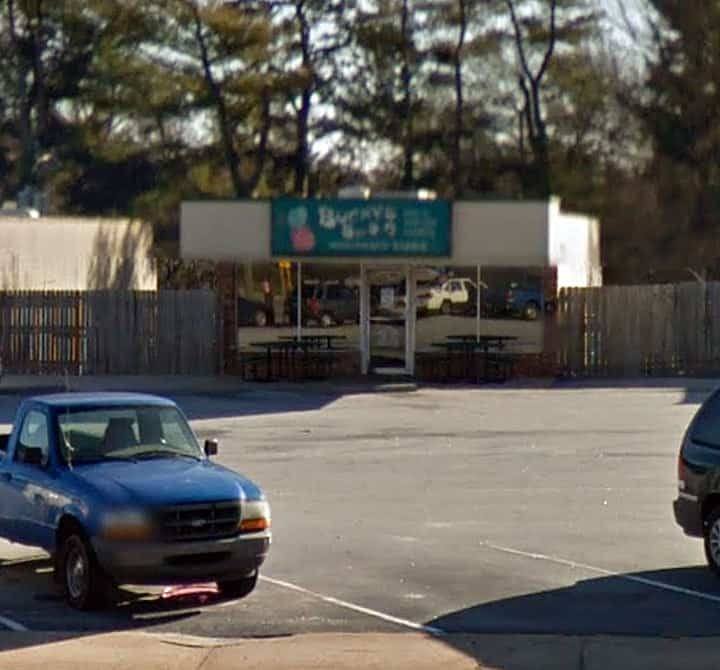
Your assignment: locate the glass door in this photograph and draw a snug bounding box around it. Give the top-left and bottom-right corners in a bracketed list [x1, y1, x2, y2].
[368, 268, 408, 374]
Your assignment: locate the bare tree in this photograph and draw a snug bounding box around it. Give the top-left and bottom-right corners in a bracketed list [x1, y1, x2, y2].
[506, 0, 557, 196]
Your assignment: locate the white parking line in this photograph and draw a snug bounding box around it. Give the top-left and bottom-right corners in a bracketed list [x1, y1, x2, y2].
[260, 576, 444, 635]
[0, 614, 28, 632]
[479, 541, 720, 605]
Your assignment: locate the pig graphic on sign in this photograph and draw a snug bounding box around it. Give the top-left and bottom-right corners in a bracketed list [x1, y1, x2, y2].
[288, 206, 316, 253]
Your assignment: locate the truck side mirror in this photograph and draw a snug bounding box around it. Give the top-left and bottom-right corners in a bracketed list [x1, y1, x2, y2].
[204, 439, 219, 457]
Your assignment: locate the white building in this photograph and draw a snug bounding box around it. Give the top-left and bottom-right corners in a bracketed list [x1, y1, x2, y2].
[0, 215, 157, 291]
[181, 196, 600, 376]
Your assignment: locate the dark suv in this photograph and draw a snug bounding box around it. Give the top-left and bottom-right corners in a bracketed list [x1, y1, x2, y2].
[674, 389, 720, 574]
[289, 282, 359, 327]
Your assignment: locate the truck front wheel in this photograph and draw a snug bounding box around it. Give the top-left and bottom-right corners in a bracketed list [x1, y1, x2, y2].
[59, 533, 110, 610]
[218, 571, 259, 599]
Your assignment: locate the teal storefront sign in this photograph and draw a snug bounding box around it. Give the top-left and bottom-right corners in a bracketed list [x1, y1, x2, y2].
[271, 198, 452, 257]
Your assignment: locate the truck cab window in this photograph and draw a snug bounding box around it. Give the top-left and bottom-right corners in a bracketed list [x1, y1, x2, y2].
[16, 410, 49, 466]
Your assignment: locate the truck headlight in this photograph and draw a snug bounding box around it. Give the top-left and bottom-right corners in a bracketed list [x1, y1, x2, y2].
[240, 500, 271, 533]
[102, 509, 153, 541]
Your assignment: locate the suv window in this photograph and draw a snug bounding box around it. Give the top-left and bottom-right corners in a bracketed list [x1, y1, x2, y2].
[15, 410, 49, 466]
[324, 284, 341, 300]
[692, 395, 720, 447]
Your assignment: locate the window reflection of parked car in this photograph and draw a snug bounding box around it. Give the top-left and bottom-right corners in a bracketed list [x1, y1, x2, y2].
[238, 297, 272, 328]
[427, 278, 478, 315]
[506, 282, 544, 320]
[484, 282, 548, 321]
[289, 282, 359, 328]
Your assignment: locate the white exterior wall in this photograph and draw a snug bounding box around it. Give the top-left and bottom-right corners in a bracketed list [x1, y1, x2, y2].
[181, 201, 269, 262]
[548, 199, 602, 288]
[0, 217, 156, 291]
[452, 201, 548, 266]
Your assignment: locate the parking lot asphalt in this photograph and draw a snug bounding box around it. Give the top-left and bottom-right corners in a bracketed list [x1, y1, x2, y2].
[1, 383, 719, 644]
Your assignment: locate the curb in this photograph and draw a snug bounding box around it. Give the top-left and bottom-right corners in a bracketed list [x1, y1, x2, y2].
[2, 632, 720, 670]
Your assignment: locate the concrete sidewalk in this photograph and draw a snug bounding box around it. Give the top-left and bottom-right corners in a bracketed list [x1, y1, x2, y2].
[2, 632, 720, 670]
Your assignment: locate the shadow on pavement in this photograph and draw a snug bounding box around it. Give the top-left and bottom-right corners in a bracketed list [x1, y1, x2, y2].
[0, 556, 237, 653]
[0, 390, 343, 425]
[0, 379, 421, 424]
[424, 566, 720, 668]
[173, 389, 345, 421]
[428, 565, 720, 640]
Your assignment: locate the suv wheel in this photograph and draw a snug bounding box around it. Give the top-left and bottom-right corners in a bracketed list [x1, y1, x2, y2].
[320, 313, 334, 328]
[441, 300, 452, 316]
[218, 571, 258, 599]
[59, 533, 109, 610]
[523, 301, 540, 321]
[254, 310, 268, 328]
[705, 507, 720, 575]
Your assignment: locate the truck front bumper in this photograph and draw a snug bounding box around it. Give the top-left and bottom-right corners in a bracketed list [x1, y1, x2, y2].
[91, 531, 271, 585]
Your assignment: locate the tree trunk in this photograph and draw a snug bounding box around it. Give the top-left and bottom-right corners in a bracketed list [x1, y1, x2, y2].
[294, 0, 312, 196]
[295, 88, 311, 195]
[8, 0, 36, 186]
[248, 86, 271, 195]
[529, 80, 551, 197]
[192, 5, 247, 198]
[400, 0, 414, 189]
[452, 0, 467, 197]
[30, 1, 50, 148]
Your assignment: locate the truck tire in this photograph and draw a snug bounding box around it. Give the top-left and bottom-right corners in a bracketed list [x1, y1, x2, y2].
[704, 506, 720, 576]
[218, 571, 259, 599]
[59, 532, 110, 610]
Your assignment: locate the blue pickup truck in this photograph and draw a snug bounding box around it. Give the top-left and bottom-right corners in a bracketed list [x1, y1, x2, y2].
[0, 393, 271, 610]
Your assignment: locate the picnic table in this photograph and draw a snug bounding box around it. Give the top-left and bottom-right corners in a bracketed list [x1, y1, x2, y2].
[278, 334, 348, 350]
[246, 336, 348, 381]
[445, 334, 518, 350]
[430, 335, 519, 383]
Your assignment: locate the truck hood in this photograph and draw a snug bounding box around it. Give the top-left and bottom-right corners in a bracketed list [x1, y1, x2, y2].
[70, 458, 263, 507]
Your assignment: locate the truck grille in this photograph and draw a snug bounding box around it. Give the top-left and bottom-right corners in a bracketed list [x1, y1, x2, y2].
[159, 501, 241, 542]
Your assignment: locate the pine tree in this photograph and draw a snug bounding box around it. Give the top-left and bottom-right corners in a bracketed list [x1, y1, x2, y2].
[639, 0, 720, 236]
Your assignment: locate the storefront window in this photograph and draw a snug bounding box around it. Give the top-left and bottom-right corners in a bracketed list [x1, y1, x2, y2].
[480, 267, 545, 322]
[416, 266, 478, 351]
[415, 265, 548, 355]
[234, 260, 550, 362]
[480, 266, 546, 353]
[236, 261, 297, 347]
[235, 261, 361, 351]
[293, 263, 361, 348]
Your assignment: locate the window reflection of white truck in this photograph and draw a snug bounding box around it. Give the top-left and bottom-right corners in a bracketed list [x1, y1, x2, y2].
[427, 278, 478, 315]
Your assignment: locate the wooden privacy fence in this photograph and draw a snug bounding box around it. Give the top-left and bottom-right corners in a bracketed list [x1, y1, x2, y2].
[0, 290, 218, 375]
[558, 283, 720, 377]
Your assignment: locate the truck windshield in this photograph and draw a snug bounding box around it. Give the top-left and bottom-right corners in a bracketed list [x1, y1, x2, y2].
[57, 405, 202, 464]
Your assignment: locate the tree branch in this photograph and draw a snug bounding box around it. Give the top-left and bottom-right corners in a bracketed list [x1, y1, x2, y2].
[505, 0, 533, 83]
[536, 0, 557, 84]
